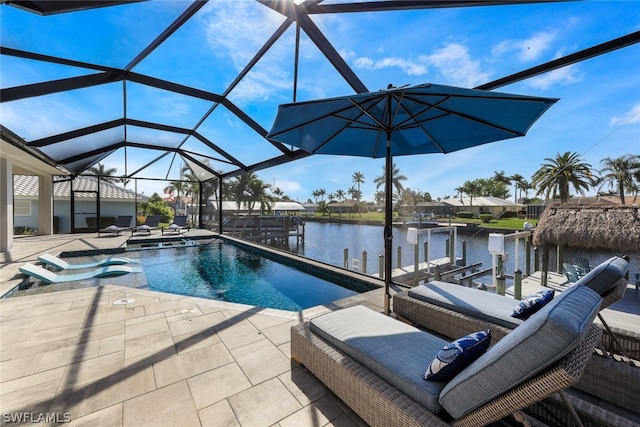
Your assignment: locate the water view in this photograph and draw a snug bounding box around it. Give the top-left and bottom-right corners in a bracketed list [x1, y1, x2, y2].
[279, 222, 639, 283]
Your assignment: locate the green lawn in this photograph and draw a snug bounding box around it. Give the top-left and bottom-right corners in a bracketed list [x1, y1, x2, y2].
[310, 211, 536, 230]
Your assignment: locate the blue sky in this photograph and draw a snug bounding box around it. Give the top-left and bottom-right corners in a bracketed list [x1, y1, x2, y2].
[1, 1, 639, 202]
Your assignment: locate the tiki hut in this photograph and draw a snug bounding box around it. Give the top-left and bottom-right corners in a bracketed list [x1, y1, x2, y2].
[533, 204, 640, 254]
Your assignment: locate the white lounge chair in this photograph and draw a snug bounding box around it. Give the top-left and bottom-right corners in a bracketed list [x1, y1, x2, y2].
[37, 253, 135, 271]
[20, 262, 141, 284]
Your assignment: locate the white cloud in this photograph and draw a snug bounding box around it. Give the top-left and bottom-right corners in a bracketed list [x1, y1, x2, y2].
[492, 31, 557, 62]
[353, 56, 374, 69]
[526, 64, 581, 89]
[351, 43, 488, 87]
[274, 179, 303, 194]
[352, 56, 426, 76]
[421, 43, 490, 88]
[609, 102, 640, 127]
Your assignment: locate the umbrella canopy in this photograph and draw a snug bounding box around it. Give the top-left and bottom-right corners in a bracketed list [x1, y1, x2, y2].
[267, 83, 558, 314]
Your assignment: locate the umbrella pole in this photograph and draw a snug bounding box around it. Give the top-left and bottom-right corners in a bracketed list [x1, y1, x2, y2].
[384, 132, 393, 315]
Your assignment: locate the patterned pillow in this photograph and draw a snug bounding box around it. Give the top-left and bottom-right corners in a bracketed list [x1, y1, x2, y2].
[424, 330, 491, 382]
[511, 289, 555, 319]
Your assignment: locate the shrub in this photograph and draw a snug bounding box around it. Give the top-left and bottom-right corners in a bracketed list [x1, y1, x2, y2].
[14, 226, 34, 235]
[457, 211, 474, 219]
[479, 214, 493, 223]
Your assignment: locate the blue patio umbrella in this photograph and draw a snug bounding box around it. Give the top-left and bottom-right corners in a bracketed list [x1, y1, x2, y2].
[267, 83, 557, 314]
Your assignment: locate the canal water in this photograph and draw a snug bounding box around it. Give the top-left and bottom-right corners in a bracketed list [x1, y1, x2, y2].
[280, 222, 640, 284]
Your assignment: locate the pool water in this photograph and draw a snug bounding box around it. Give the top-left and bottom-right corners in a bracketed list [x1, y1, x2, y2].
[138, 242, 367, 311]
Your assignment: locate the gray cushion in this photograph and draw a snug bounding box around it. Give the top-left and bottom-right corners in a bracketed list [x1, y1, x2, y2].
[574, 256, 629, 296]
[309, 305, 448, 414]
[439, 284, 601, 419]
[408, 281, 525, 329]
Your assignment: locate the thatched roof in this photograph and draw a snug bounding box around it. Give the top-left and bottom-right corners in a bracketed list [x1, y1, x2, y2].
[533, 204, 640, 254]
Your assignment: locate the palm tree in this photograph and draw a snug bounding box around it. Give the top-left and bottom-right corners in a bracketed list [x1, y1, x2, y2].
[180, 166, 204, 225]
[352, 171, 365, 216]
[335, 189, 346, 202]
[234, 173, 273, 215]
[531, 151, 598, 203]
[374, 163, 407, 211]
[454, 186, 465, 202]
[599, 154, 640, 205]
[493, 170, 511, 187]
[511, 173, 525, 203]
[462, 180, 481, 210]
[86, 162, 119, 183]
[273, 187, 284, 201]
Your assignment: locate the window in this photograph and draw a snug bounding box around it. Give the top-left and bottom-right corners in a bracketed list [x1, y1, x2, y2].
[14, 199, 31, 216]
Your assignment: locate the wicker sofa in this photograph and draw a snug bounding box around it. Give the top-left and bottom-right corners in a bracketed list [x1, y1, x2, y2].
[291, 284, 603, 427]
[392, 256, 639, 426]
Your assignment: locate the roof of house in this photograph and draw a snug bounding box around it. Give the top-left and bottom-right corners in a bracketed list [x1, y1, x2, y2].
[440, 197, 524, 208]
[13, 175, 146, 201]
[528, 196, 629, 206]
[216, 201, 304, 211]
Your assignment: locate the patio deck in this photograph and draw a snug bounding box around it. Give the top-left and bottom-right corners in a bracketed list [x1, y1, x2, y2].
[1, 231, 637, 426]
[0, 230, 388, 426]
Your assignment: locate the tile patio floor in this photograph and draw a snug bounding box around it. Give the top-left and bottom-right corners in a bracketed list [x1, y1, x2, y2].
[2, 231, 638, 426]
[0, 231, 389, 426]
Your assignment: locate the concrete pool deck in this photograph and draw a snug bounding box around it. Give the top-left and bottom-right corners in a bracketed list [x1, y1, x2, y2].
[1, 230, 390, 426]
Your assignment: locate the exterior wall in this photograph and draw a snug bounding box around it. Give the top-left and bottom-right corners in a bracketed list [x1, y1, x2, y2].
[1, 158, 13, 251]
[14, 198, 136, 233]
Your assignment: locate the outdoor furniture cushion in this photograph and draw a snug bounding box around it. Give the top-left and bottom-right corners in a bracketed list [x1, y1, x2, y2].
[408, 281, 525, 329]
[424, 330, 491, 382]
[511, 289, 555, 319]
[575, 256, 629, 296]
[439, 284, 601, 419]
[309, 305, 448, 414]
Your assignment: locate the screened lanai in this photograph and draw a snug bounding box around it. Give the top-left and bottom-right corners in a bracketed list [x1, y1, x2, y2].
[1, 0, 639, 251]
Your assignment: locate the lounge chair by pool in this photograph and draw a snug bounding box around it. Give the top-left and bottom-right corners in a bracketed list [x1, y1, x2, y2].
[162, 215, 190, 235]
[37, 253, 135, 271]
[132, 215, 161, 235]
[20, 262, 141, 284]
[98, 215, 134, 237]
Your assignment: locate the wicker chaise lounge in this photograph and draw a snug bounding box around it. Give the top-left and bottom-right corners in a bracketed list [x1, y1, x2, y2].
[393, 256, 635, 358]
[292, 284, 603, 427]
[392, 256, 639, 426]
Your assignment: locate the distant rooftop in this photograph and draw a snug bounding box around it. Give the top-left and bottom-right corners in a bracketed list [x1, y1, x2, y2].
[13, 175, 147, 200]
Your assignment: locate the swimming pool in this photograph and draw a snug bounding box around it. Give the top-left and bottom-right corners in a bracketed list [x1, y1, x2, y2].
[136, 241, 376, 311]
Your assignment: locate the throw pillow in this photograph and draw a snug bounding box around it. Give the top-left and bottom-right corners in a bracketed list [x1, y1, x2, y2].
[424, 330, 491, 382]
[511, 289, 555, 319]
